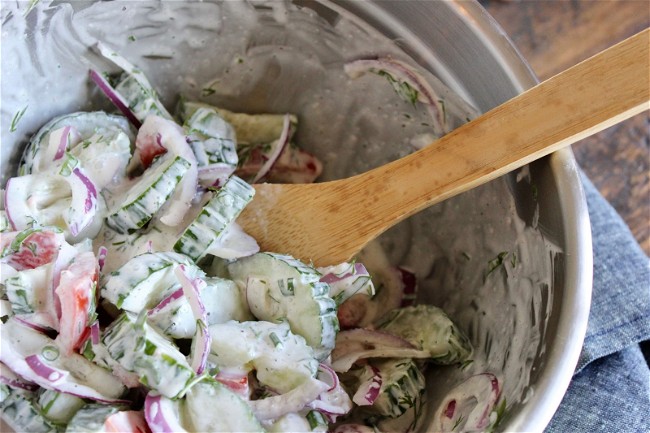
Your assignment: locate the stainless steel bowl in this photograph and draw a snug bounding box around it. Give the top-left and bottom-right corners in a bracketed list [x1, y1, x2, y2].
[1, 1, 592, 431]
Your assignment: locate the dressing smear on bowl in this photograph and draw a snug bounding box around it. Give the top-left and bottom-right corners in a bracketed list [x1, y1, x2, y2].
[1, 1, 556, 432]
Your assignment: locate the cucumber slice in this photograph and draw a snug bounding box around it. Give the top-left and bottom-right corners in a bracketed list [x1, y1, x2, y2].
[64, 403, 125, 433]
[355, 359, 425, 418]
[105, 155, 191, 234]
[95, 42, 173, 123]
[19, 111, 133, 176]
[183, 377, 263, 433]
[208, 320, 318, 394]
[148, 276, 253, 339]
[38, 390, 85, 424]
[184, 107, 238, 167]
[174, 175, 254, 261]
[102, 312, 195, 399]
[179, 100, 297, 145]
[113, 72, 173, 122]
[101, 251, 200, 312]
[227, 253, 339, 360]
[376, 305, 473, 365]
[5, 264, 53, 315]
[1, 389, 61, 433]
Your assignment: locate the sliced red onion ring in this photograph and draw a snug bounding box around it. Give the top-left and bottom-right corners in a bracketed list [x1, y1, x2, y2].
[147, 288, 184, 317]
[14, 316, 51, 334]
[251, 114, 291, 183]
[320, 262, 368, 284]
[97, 246, 108, 272]
[25, 354, 67, 382]
[352, 365, 382, 406]
[145, 393, 188, 433]
[344, 57, 446, 132]
[175, 265, 210, 374]
[317, 363, 339, 392]
[189, 320, 210, 375]
[435, 373, 501, 432]
[0, 362, 39, 392]
[90, 321, 100, 345]
[215, 371, 250, 399]
[89, 69, 141, 128]
[249, 378, 329, 421]
[331, 329, 429, 372]
[197, 163, 235, 188]
[66, 168, 99, 237]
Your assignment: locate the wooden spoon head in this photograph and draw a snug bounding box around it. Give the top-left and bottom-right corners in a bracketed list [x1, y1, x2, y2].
[237, 182, 370, 266]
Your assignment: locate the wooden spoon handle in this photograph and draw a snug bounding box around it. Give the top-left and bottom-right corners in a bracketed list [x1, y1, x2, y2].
[241, 29, 650, 265]
[346, 28, 649, 221]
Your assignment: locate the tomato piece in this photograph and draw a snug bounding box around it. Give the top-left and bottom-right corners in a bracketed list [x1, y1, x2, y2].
[55, 251, 99, 354]
[104, 411, 151, 433]
[2, 229, 62, 271]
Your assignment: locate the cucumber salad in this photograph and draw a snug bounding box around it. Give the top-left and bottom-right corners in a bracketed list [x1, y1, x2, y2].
[1, 44, 502, 433]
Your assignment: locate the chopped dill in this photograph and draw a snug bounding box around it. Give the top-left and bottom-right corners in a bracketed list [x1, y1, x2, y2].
[10, 106, 28, 132]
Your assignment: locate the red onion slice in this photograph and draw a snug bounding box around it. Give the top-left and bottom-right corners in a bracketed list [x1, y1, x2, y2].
[317, 363, 339, 392]
[352, 365, 382, 406]
[97, 246, 108, 272]
[249, 378, 329, 421]
[0, 362, 39, 392]
[145, 393, 189, 433]
[344, 57, 446, 133]
[331, 329, 429, 372]
[251, 114, 291, 183]
[14, 316, 52, 334]
[89, 69, 141, 128]
[175, 265, 210, 374]
[197, 163, 235, 188]
[66, 167, 99, 237]
[25, 354, 67, 383]
[147, 288, 184, 317]
[435, 373, 501, 432]
[397, 266, 417, 307]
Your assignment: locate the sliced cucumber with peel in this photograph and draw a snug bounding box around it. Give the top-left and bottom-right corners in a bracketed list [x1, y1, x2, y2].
[0, 388, 60, 433]
[174, 175, 254, 261]
[227, 252, 339, 360]
[354, 358, 425, 418]
[101, 251, 200, 312]
[184, 107, 238, 167]
[178, 100, 297, 146]
[377, 305, 473, 365]
[105, 155, 191, 234]
[183, 378, 263, 433]
[102, 312, 195, 399]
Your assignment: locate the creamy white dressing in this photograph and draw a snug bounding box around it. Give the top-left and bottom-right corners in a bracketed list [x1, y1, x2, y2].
[1, 1, 557, 432]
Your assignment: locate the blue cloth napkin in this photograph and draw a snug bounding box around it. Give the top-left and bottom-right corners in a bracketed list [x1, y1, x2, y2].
[546, 173, 650, 433]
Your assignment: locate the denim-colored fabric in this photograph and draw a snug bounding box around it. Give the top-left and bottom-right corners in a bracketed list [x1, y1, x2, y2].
[545, 173, 650, 433]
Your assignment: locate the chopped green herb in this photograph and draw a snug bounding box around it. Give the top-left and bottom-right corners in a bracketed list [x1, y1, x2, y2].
[510, 252, 518, 268]
[461, 251, 471, 261]
[128, 35, 136, 42]
[485, 251, 509, 282]
[376, 70, 419, 106]
[452, 414, 465, 431]
[202, 87, 216, 97]
[10, 106, 28, 132]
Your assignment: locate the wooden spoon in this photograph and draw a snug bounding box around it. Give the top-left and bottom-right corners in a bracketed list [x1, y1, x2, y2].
[238, 29, 650, 266]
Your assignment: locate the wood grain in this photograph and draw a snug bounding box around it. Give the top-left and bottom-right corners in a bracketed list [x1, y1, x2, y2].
[482, 0, 650, 254]
[240, 30, 650, 266]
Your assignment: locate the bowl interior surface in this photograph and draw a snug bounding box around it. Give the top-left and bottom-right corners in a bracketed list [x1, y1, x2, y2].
[0, 1, 592, 432]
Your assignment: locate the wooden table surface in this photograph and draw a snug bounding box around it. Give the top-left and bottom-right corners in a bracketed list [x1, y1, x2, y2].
[480, 0, 650, 255]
